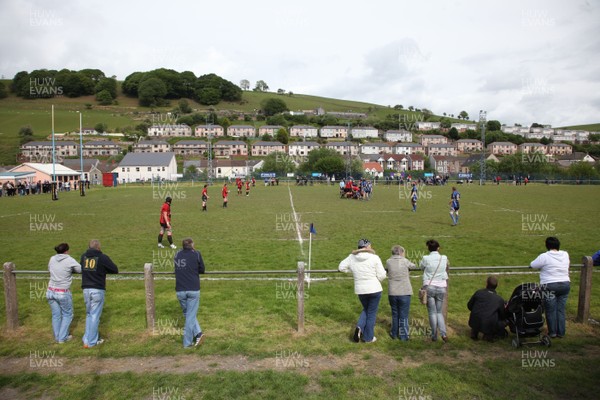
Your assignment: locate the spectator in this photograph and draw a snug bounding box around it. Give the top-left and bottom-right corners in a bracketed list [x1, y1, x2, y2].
[530, 236, 570, 338]
[420, 239, 449, 343]
[47, 243, 81, 343]
[80, 239, 119, 348]
[175, 237, 206, 348]
[386, 245, 418, 340]
[592, 249, 600, 266]
[467, 276, 507, 341]
[339, 238, 386, 343]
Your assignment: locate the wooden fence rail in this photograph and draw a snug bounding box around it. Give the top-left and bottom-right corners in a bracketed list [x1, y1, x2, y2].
[2, 261, 594, 334]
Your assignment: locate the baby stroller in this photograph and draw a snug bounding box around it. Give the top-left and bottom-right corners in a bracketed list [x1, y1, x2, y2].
[506, 283, 551, 348]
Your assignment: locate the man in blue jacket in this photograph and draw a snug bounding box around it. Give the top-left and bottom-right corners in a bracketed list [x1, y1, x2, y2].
[81, 239, 119, 348]
[175, 237, 206, 348]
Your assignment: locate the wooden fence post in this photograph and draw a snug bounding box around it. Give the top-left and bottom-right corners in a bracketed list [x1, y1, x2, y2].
[3, 262, 19, 331]
[297, 261, 305, 334]
[144, 263, 156, 332]
[576, 256, 593, 323]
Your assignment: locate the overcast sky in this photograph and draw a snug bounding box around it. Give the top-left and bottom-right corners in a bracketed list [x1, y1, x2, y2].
[1, 0, 599, 127]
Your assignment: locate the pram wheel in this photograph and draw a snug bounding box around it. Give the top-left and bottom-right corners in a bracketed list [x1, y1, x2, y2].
[541, 335, 552, 347]
[512, 338, 521, 348]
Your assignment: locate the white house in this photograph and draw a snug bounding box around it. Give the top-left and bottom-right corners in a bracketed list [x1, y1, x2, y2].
[251, 141, 286, 156]
[450, 123, 477, 132]
[384, 130, 412, 142]
[325, 141, 359, 156]
[351, 127, 379, 139]
[360, 142, 393, 155]
[133, 140, 172, 153]
[320, 125, 348, 139]
[290, 125, 319, 138]
[82, 141, 121, 157]
[414, 121, 441, 131]
[258, 125, 285, 136]
[288, 142, 320, 157]
[394, 142, 425, 155]
[227, 125, 256, 138]
[147, 124, 192, 137]
[194, 125, 225, 138]
[113, 152, 177, 182]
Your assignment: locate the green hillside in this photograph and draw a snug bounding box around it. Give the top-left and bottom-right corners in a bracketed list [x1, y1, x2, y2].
[557, 123, 600, 132]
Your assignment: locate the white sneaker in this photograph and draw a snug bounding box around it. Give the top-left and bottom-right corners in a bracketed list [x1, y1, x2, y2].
[368, 337, 377, 343]
[170, 244, 176, 249]
[158, 243, 165, 248]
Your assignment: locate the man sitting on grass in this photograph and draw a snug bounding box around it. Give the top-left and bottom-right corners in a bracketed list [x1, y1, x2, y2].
[467, 276, 508, 341]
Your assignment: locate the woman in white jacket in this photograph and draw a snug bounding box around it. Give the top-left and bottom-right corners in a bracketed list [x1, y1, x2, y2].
[339, 239, 387, 343]
[530, 236, 570, 338]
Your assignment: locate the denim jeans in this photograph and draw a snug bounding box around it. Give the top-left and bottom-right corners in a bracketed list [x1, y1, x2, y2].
[426, 286, 447, 340]
[357, 291, 382, 342]
[542, 281, 570, 337]
[389, 295, 411, 340]
[176, 290, 202, 347]
[83, 288, 105, 347]
[46, 289, 73, 342]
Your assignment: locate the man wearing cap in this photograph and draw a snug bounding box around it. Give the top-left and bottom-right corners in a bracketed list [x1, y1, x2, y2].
[339, 239, 387, 343]
[158, 197, 176, 249]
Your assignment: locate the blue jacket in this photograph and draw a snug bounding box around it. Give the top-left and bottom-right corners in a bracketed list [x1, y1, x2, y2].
[174, 248, 205, 292]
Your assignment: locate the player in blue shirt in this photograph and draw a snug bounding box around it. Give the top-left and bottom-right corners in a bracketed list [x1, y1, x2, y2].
[410, 183, 418, 212]
[449, 186, 460, 225]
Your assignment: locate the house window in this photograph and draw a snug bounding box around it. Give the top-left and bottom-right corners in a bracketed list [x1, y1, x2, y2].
[148, 167, 152, 171]
[136, 167, 140, 172]
[162, 167, 165, 171]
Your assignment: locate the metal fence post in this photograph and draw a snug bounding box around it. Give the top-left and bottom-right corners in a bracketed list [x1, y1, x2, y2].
[3, 262, 19, 331]
[144, 263, 156, 332]
[576, 256, 593, 323]
[297, 261, 305, 334]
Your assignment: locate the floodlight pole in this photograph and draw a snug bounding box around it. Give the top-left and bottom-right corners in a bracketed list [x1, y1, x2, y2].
[479, 110, 487, 185]
[346, 122, 352, 179]
[207, 114, 213, 185]
[78, 111, 85, 196]
[51, 105, 58, 201]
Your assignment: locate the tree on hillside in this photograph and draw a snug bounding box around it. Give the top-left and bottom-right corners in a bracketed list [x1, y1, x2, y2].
[261, 98, 289, 116]
[253, 80, 269, 92]
[568, 161, 598, 179]
[459, 110, 469, 120]
[448, 127, 459, 140]
[94, 122, 108, 133]
[240, 79, 250, 91]
[408, 106, 414, 111]
[138, 77, 167, 107]
[95, 77, 117, 99]
[0, 82, 7, 99]
[96, 89, 113, 105]
[276, 128, 289, 144]
[394, 105, 404, 110]
[178, 99, 192, 114]
[486, 120, 501, 132]
[277, 88, 285, 95]
[196, 87, 221, 105]
[19, 125, 34, 144]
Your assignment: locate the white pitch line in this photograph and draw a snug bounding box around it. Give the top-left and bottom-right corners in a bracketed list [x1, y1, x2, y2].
[287, 186, 305, 257]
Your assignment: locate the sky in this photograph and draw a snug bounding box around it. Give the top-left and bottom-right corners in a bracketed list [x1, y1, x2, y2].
[1, 0, 599, 128]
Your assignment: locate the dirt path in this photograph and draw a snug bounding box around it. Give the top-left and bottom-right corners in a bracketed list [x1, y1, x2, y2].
[2, 346, 599, 377]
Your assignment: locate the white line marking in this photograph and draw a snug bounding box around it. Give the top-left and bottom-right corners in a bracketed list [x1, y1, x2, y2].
[287, 186, 305, 257]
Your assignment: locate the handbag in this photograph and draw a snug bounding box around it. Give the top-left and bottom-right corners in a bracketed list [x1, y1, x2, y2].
[419, 256, 443, 305]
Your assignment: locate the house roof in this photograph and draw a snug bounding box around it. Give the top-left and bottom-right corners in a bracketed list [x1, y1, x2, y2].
[62, 159, 100, 171]
[291, 125, 318, 129]
[456, 139, 482, 143]
[137, 140, 169, 145]
[183, 159, 263, 168]
[362, 143, 391, 148]
[228, 125, 255, 129]
[84, 141, 120, 146]
[9, 163, 80, 176]
[386, 130, 412, 134]
[394, 143, 422, 147]
[22, 141, 78, 147]
[214, 140, 247, 146]
[118, 152, 175, 167]
[428, 143, 456, 148]
[489, 142, 517, 146]
[173, 140, 209, 146]
[289, 141, 320, 147]
[252, 141, 285, 147]
[326, 142, 357, 147]
[195, 124, 224, 129]
[363, 162, 383, 172]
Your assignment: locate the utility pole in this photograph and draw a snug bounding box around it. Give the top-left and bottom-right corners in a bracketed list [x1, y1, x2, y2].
[346, 122, 352, 179]
[207, 113, 213, 185]
[479, 110, 487, 185]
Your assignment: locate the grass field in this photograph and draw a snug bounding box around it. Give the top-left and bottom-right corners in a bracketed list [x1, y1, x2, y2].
[0, 182, 599, 399]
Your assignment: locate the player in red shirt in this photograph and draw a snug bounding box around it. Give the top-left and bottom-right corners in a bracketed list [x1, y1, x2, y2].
[236, 179, 243, 195]
[201, 184, 209, 212]
[251, 177, 256, 187]
[222, 183, 229, 208]
[245, 180, 251, 196]
[158, 197, 176, 249]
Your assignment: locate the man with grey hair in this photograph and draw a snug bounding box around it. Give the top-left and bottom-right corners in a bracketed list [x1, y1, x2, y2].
[386, 245, 419, 340]
[80, 239, 119, 348]
[174, 237, 206, 348]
